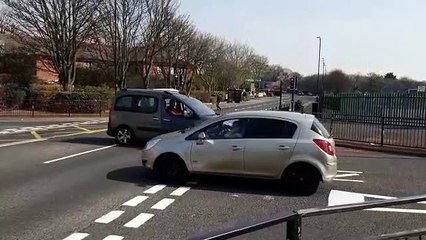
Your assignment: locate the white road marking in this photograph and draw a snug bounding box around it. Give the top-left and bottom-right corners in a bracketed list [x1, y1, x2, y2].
[333, 179, 365, 183]
[144, 184, 166, 194]
[329, 190, 426, 214]
[124, 213, 154, 228]
[170, 187, 190, 196]
[102, 235, 124, 240]
[337, 170, 363, 174]
[43, 144, 116, 164]
[366, 208, 426, 214]
[94, 210, 125, 224]
[151, 198, 175, 210]
[63, 233, 90, 240]
[0, 129, 107, 148]
[122, 196, 149, 207]
[335, 173, 360, 178]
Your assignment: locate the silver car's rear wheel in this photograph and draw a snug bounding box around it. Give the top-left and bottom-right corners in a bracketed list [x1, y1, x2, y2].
[115, 127, 134, 145]
[282, 164, 320, 196]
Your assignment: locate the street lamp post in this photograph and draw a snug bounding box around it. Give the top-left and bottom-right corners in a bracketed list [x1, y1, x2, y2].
[322, 57, 326, 92]
[316, 36, 322, 100]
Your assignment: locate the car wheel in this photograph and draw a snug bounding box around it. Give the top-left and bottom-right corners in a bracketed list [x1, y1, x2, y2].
[115, 126, 134, 145]
[282, 164, 320, 196]
[156, 158, 188, 183]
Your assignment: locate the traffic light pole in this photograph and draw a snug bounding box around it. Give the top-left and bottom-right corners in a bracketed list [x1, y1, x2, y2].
[290, 77, 297, 111]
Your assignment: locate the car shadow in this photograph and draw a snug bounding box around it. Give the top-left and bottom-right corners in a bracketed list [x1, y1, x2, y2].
[106, 166, 301, 197]
[56, 136, 148, 148]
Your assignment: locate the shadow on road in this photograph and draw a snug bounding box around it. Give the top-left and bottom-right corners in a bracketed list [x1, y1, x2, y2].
[56, 136, 116, 146]
[106, 166, 301, 197]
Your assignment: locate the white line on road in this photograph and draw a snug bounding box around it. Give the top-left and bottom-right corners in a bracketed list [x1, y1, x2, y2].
[335, 173, 360, 178]
[337, 170, 363, 174]
[123, 213, 154, 228]
[143, 184, 166, 194]
[94, 210, 124, 224]
[333, 179, 365, 183]
[151, 198, 175, 210]
[366, 208, 426, 214]
[102, 235, 124, 240]
[63, 233, 90, 240]
[122, 196, 149, 207]
[170, 187, 191, 196]
[43, 144, 116, 164]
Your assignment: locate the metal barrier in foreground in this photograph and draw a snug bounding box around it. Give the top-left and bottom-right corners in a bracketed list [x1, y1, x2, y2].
[188, 194, 426, 240]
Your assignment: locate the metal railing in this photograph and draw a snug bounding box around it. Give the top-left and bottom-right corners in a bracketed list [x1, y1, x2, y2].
[189, 194, 426, 240]
[317, 113, 426, 149]
[0, 99, 110, 117]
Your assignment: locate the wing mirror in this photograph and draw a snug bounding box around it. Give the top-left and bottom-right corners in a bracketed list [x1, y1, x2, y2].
[198, 132, 206, 140]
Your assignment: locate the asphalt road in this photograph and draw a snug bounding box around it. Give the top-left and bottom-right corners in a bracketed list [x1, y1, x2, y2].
[1, 98, 426, 240]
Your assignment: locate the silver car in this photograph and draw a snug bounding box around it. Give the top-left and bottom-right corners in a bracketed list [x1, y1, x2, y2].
[141, 110, 337, 195]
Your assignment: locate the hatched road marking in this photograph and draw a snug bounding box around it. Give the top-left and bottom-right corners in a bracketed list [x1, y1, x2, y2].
[0, 120, 107, 135]
[63, 233, 90, 240]
[123, 213, 154, 228]
[170, 187, 191, 196]
[102, 235, 124, 240]
[151, 198, 175, 210]
[144, 184, 167, 194]
[122, 196, 149, 207]
[95, 210, 125, 224]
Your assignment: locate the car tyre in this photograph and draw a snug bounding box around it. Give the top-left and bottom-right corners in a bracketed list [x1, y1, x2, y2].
[115, 126, 134, 145]
[155, 158, 188, 183]
[282, 164, 320, 196]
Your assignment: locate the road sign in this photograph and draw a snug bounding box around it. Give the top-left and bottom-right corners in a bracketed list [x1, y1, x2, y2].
[328, 190, 426, 214]
[418, 86, 425, 92]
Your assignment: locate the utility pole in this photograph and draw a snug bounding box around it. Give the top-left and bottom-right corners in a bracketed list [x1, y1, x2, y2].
[316, 36, 322, 100]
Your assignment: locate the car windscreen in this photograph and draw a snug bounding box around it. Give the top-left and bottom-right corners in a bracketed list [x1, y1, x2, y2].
[179, 95, 216, 116]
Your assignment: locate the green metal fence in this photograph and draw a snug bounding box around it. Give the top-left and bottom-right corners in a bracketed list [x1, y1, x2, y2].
[322, 92, 426, 120]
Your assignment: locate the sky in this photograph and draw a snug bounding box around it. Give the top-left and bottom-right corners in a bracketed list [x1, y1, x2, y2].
[179, 0, 426, 81]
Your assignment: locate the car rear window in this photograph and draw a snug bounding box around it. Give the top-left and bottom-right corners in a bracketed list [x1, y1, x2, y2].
[311, 119, 330, 138]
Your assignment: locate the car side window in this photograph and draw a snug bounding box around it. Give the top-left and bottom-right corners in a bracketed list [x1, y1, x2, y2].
[114, 96, 133, 111]
[188, 119, 248, 140]
[244, 118, 297, 139]
[135, 96, 158, 113]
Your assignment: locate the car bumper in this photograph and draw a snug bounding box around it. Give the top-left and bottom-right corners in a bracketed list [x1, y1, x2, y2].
[323, 161, 337, 182]
[141, 148, 158, 170]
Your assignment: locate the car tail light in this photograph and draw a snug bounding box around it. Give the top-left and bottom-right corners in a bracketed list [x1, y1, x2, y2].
[313, 139, 335, 156]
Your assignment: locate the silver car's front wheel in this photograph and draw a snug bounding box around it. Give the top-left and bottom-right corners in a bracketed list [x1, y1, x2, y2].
[116, 127, 134, 145]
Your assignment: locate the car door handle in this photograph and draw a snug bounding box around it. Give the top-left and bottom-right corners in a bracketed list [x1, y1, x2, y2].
[152, 117, 159, 121]
[232, 146, 243, 151]
[279, 145, 290, 150]
[162, 118, 171, 122]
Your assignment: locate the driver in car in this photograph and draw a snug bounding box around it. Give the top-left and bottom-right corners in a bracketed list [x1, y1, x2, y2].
[166, 99, 184, 117]
[224, 121, 244, 138]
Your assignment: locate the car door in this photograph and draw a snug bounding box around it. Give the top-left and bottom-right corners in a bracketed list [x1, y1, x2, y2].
[132, 95, 162, 139]
[189, 118, 248, 175]
[243, 118, 298, 177]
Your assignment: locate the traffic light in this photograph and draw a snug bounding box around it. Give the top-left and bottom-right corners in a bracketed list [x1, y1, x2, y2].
[179, 74, 184, 86]
[174, 75, 179, 86]
[289, 77, 295, 90]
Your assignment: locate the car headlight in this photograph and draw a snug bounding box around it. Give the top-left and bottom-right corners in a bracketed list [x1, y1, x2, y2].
[144, 139, 161, 150]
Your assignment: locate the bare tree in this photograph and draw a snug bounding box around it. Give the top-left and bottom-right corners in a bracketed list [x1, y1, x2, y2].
[97, 0, 145, 90]
[137, 0, 179, 88]
[0, 8, 11, 33]
[158, 15, 193, 88]
[2, 0, 101, 91]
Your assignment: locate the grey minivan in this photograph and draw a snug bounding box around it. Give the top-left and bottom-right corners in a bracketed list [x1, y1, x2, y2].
[107, 88, 217, 145]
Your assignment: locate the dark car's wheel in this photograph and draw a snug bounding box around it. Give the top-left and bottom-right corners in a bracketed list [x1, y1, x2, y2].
[115, 126, 134, 145]
[154, 156, 188, 182]
[282, 164, 320, 196]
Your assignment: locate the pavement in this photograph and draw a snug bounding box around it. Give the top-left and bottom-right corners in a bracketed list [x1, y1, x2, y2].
[1, 97, 426, 240]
